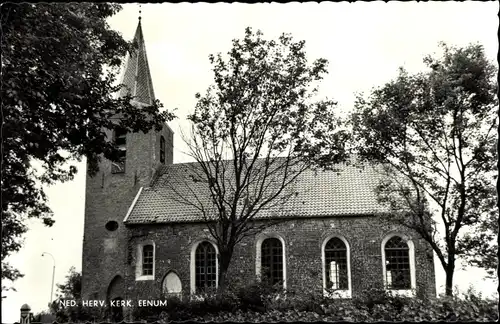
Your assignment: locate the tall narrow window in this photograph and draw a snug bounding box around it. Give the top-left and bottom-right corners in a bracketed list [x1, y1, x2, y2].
[142, 245, 154, 276]
[384, 236, 411, 289]
[111, 127, 127, 173]
[261, 238, 283, 286]
[136, 242, 155, 281]
[160, 135, 166, 164]
[325, 238, 348, 290]
[195, 241, 217, 293]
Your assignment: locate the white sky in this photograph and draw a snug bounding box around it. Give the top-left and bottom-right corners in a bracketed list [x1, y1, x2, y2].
[2, 2, 498, 321]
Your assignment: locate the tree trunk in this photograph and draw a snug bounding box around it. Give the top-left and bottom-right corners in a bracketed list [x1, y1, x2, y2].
[217, 248, 233, 293]
[445, 258, 455, 296]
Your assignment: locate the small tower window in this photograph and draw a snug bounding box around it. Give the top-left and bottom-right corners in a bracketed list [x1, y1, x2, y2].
[160, 135, 166, 164]
[111, 127, 127, 173]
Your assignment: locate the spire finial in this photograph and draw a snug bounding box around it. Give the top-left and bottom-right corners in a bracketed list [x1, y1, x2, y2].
[138, 4, 142, 21]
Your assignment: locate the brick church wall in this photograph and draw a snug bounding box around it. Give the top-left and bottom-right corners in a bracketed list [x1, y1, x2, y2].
[82, 125, 173, 300]
[84, 216, 436, 301]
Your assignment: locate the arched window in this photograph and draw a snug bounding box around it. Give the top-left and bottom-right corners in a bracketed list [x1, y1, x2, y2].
[136, 242, 155, 281]
[142, 245, 154, 276]
[322, 236, 351, 298]
[382, 235, 416, 295]
[325, 238, 348, 290]
[384, 236, 410, 289]
[111, 127, 127, 173]
[160, 135, 166, 164]
[261, 238, 284, 286]
[195, 241, 217, 293]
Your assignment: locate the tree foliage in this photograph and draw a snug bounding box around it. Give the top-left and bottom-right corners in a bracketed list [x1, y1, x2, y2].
[1, 3, 174, 287]
[48, 267, 106, 322]
[55, 266, 82, 301]
[175, 27, 347, 290]
[351, 43, 497, 295]
[459, 189, 498, 277]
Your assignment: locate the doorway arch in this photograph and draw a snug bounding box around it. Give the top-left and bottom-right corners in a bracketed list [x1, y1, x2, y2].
[162, 271, 182, 296]
[107, 275, 124, 322]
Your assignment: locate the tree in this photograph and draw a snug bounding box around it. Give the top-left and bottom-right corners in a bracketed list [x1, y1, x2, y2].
[459, 187, 498, 278]
[1, 3, 175, 289]
[55, 266, 82, 301]
[48, 267, 105, 322]
[48, 267, 82, 318]
[169, 27, 347, 291]
[351, 43, 497, 296]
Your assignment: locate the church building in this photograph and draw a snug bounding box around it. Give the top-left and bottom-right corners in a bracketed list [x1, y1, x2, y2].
[81, 19, 436, 308]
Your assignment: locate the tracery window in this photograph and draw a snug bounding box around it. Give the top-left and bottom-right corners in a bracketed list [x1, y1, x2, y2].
[324, 237, 348, 290]
[384, 236, 411, 289]
[261, 238, 284, 287]
[195, 241, 217, 292]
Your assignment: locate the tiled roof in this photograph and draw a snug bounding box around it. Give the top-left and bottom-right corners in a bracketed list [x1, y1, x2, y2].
[118, 21, 155, 105]
[125, 159, 388, 224]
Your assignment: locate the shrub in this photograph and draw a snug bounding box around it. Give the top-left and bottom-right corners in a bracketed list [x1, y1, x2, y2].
[233, 281, 271, 312]
[54, 304, 108, 322]
[131, 290, 242, 321]
[263, 288, 326, 313]
[32, 310, 56, 323]
[129, 283, 499, 322]
[46, 299, 110, 322]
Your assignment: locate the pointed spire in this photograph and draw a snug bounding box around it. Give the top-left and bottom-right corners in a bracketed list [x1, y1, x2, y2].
[118, 12, 155, 106]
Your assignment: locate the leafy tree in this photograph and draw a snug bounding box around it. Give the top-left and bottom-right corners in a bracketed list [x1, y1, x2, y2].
[48, 268, 82, 317]
[168, 27, 347, 291]
[1, 3, 175, 289]
[48, 267, 106, 321]
[351, 43, 497, 296]
[55, 266, 82, 301]
[459, 189, 498, 278]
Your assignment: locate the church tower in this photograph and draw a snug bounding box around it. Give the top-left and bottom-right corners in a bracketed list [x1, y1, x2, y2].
[81, 17, 173, 300]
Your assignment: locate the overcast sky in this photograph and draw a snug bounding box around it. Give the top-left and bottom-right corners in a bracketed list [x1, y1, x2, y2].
[2, 2, 498, 321]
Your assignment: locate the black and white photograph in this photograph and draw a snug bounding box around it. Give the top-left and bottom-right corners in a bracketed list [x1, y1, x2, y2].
[1, 1, 498, 322]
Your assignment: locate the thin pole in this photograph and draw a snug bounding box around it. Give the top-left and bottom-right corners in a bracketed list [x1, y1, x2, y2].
[50, 264, 55, 304]
[42, 252, 55, 305]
